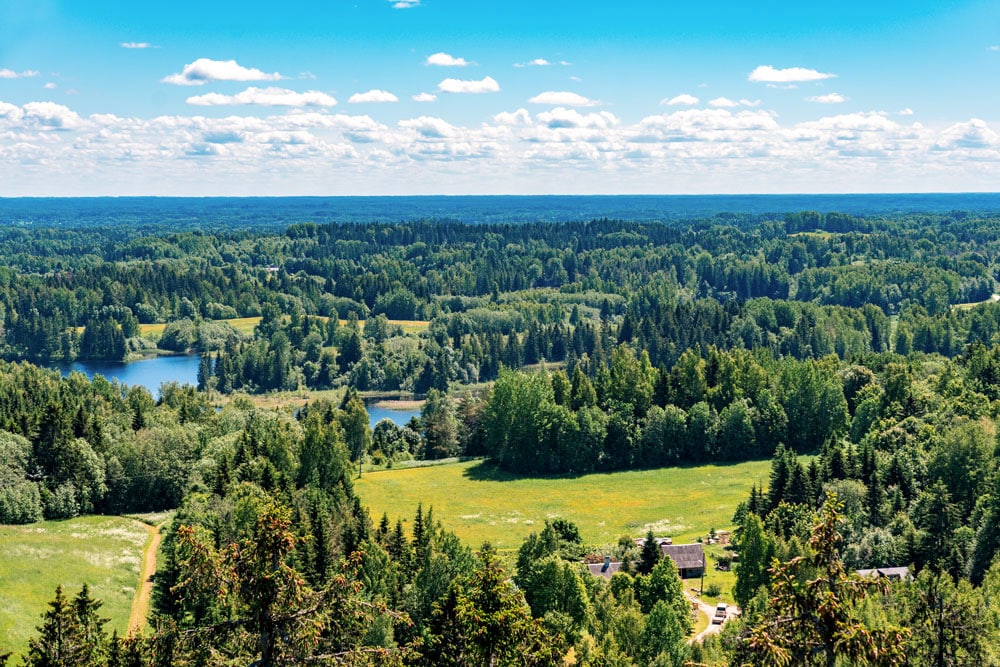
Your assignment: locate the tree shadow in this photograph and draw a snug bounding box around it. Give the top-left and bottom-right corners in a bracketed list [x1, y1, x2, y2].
[461, 457, 773, 482]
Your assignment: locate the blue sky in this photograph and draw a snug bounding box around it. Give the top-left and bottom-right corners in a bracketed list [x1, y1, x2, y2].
[1, 0, 999, 195]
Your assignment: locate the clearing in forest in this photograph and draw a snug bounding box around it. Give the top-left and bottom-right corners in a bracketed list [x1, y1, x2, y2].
[355, 458, 769, 550]
[0, 515, 148, 659]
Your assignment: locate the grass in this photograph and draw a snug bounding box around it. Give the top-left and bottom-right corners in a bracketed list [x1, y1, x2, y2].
[355, 458, 769, 552]
[133, 316, 429, 341]
[953, 294, 1000, 311]
[691, 609, 711, 638]
[0, 515, 149, 659]
[356, 459, 763, 604]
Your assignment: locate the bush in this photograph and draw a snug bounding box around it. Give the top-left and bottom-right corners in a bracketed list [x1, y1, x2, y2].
[44, 483, 80, 520]
[0, 481, 43, 524]
[159, 319, 198, 351]
[703, 583, 721, 597]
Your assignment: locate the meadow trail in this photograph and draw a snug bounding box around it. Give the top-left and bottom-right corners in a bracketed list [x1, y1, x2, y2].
[128, 520, 166, 635]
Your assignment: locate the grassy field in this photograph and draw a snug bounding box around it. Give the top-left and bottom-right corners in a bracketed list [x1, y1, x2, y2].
[135, 316, 429, 341]
[0, 515, 149, 659]
[356, 458, 769, 602]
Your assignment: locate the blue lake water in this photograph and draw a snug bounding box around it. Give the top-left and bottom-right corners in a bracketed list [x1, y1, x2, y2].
[367, 403, 421, 429]
[55, 355, 202, 399]
[56, 355, 421, 427]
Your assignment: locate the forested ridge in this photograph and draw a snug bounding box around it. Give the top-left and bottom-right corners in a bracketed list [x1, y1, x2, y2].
[6, 209, 1000, 665]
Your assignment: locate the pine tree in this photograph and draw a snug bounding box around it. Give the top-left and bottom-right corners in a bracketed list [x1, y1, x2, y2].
[744, 495, 907, 666]
[638, 528, 661, 575]
[26, 584, 109, 667]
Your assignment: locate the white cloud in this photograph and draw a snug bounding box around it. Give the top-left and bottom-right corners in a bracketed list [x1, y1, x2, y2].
[437, 76, 499, 94]
[412, 92, 437, 102]
[391, 0, 420, 7]
[748, 65, 835, 83]
[399, 116, 456, 138]
[709, 97, 739, 108]
[5, 96, 1000, 196]
[536, 108, 619, 129]
[898, 108, 914, 116]
[740, 99, 762, 107]
[186, 87, 337, 107]
[661, 94, 699, 106]
[121, 42, 154, 49]
[21, 101, 81, 130]
[988, 45, 1000, 51]
[44, 82, 57, 90]
[493, 109, 532, 126]
[348, 89, 399, 103]
[515, 58, 551, 68]
[426, 52, 471, 67]
[163, 58, 283, 86]
[528, 91, 600, 107]
[806, 93, 847, 104]
[0, 69, 39, 79]
[934, 119, 1000, 150]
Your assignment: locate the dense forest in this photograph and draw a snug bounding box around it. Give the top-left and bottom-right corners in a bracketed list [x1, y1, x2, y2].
[7, 208, 1000, 664]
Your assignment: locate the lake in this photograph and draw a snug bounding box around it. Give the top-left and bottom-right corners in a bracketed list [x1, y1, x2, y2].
[367, 403, 421, 429]
[56, 355, 422, 427]
[56, 355, 201, 399]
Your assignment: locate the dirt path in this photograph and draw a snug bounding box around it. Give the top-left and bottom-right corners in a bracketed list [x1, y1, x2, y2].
[687, 589, 738, 643]
[128, 520, 165, 635]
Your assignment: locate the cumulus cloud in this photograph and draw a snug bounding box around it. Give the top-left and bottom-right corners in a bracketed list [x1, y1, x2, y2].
[399, 116, 456, 138]
[426, 52, 470, 67]
[748, 65, 835, 83]
[121, 42, 155, 49]
[493, 109, 532, 126]
[391, 0, 420, 7]
[898, 108, 914, 116]
[21, 101, 82, 130]
[0, 69, 39, 79]
[5, 96, 1000, 196]
[934, 119, 1000, 150]
[348, 90, 399, 103]
[536, 108, 619, 129]
[437, 76, 499, 94]
[44, 82, 57, 90]
[806, 93, 847, 104]
[709, 97, 739, 108]
[515, 58, 551, 68]
[661, 94, 699, 106]
[186, 87, 337, 107]
[412, 92, 437, 102]
[163, 58, 283, 85]
[528, 91, 600, 107]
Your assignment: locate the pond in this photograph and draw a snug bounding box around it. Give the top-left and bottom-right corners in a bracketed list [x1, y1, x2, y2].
[366, 402, 421, 430]
[56, 355, 423, 429]
[55, 355, 202, 399]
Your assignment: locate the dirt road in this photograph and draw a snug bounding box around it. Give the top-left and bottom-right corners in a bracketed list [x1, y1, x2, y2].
[128, 520, 166, 635]
[687, 590, 738, 643]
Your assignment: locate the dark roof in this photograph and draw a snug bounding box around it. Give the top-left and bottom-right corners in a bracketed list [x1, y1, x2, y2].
[661, 543, 705, 571]
[587, 561, 626, 579]
[856, 566, 911, 581]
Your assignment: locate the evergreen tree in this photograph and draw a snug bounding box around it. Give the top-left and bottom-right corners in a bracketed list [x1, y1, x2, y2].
[638, 529, 661, 575]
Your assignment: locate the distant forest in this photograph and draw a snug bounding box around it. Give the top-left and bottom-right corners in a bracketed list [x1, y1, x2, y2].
[6, 207, 1000, 665]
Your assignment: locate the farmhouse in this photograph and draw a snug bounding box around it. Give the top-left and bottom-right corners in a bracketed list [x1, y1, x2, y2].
[661, 543, 706, 578]
[855, 566, 912, 582]
[587, 556, 627, 579]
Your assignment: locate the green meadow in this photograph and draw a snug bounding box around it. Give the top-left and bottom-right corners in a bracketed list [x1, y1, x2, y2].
[0, 515, 149, 659]
[356, 459, 768, 603]
[356, 458, 769, 550]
